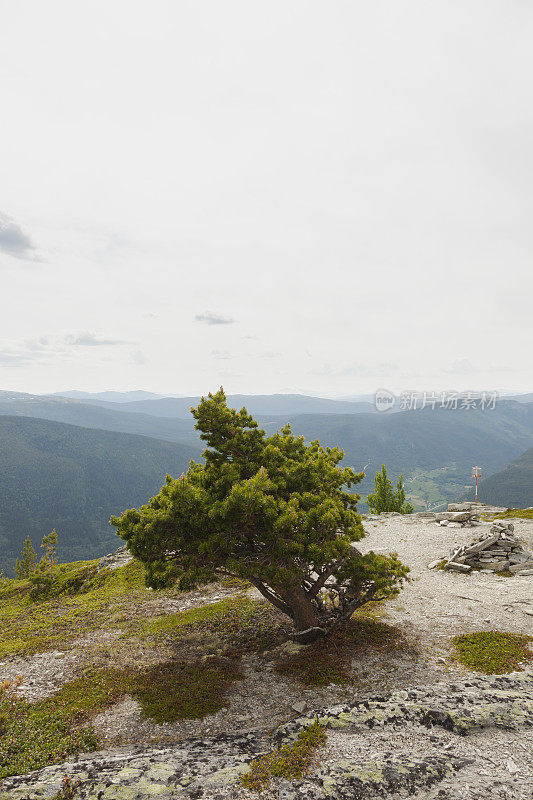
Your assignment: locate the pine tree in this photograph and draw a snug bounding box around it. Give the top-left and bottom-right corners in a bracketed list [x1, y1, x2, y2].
[366, 465, 414, 514]
[112, 389, 409, 642]
[15, 536, 38, 579]
[40, 529, 58, 576]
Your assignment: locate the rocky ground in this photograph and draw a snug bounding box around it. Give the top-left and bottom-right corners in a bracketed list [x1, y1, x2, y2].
[2, 669, 531, 799]
[1, 513, 532, 798]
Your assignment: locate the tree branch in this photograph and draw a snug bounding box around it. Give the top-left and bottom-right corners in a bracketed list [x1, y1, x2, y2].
[324, 586, 381, 636]
[248, 578, 292, 617]
[307, 560, 344, 600]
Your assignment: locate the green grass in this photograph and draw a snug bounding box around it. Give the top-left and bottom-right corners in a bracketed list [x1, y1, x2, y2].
[240, 722, 327, 791]
[0, 560, 156, 658]
[495, 508, 533, 520]
[145, 595, 290, 655]
[276, 614, 407, 686]
[453, 631, 533, 674]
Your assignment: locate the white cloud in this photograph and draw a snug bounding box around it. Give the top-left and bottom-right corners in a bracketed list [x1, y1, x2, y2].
[0, 212, 37, 260]
[66, 332, 131, 347]
[195, 312, 235, 326]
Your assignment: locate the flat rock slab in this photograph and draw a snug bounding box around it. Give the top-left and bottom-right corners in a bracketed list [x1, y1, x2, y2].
[2, 671, 531, 800]
[275, 669, 533, 743]
[279, 755, 474, 799]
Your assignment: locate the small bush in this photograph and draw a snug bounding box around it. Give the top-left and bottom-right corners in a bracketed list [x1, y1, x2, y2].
[453, 631, 532, 674]
[241, 722, 327, 791]
[53, 775, 81, 800]
[131, 659, 243, 723]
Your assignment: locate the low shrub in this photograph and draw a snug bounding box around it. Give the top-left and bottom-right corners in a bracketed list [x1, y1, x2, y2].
[0, 692, 98, 779]
[453, 631, 532, 673]
[0, 657, 244, 778]
[131, 659, 243, 723]
[241, 722, 327, 791]
[0, 560, 149, 658]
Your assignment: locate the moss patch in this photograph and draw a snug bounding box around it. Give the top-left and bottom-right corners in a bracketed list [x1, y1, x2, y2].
[275, 615, 408, 686]
[241, 722, 326, 791]
[495, 508, 533, 520]
[453, 631, 533, 674]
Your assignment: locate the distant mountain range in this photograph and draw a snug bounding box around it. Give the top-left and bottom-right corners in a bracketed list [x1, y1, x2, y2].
[51, 392, 379, 417]
[0, 393, 199, 446]
[1, 390, 532, 571]
[52, 390, 175, 403]
[462, 446, 533, 508]
[272, 401, 533, 507]
[0, 416, 200, 575]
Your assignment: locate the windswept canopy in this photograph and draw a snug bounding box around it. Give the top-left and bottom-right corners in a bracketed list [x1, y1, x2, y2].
[112, 389, 408, 640]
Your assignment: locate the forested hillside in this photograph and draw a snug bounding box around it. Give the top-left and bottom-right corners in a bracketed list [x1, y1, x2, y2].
[462, 447, 533, 508]
[276, 401, 533, 507]
[1, 396, 532, 559]
[0, 393, 199, 445]
[0, 417, 200, 574]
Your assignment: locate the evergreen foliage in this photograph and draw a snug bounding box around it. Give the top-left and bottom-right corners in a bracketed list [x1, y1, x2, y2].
[112, 390, 409, 641]
[15, 536, 38, 579]
[40, 528, 58, 576]
[366, 465, 414, 514]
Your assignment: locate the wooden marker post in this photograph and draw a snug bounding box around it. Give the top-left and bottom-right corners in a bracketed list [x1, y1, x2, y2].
[472, 466, 482, 503]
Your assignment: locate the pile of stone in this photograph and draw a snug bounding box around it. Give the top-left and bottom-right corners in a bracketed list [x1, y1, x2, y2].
[433, 519, 533, 575]
[434, 502, 481, 528]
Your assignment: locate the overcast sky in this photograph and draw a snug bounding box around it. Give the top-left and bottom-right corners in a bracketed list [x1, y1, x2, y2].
[1, 1, 532, 398]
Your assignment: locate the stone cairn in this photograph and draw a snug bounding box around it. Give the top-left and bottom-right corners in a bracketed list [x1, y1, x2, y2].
[433, 502, 481, 529]
[430, 517, 533, 575]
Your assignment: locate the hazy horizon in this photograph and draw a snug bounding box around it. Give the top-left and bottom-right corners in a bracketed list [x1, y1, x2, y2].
[2, 386, 531, 402]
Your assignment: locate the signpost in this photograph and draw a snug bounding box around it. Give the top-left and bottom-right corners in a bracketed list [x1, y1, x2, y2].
[472, 466, 482, 503]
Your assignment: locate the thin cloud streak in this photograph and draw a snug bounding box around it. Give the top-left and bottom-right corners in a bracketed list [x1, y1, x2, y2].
[195, 312, 235, 326]
[66, 332, 132, 347]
